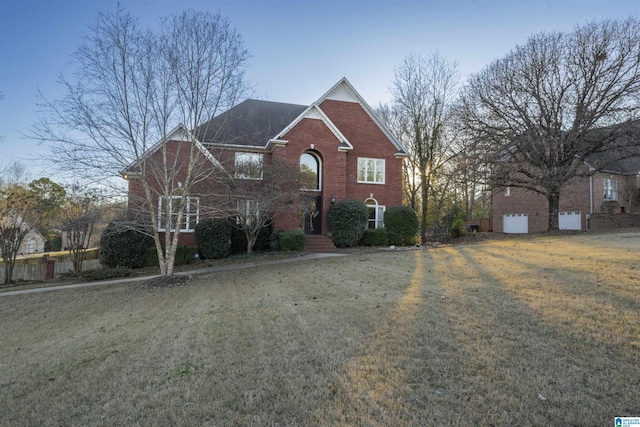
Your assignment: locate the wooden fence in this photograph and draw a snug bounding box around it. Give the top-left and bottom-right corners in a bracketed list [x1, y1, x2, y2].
[0, 249, 100, 282]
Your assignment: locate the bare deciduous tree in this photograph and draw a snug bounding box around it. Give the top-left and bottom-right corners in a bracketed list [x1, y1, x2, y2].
[60, 185, 103, 274]
[390, 53, 460, 243]
[459, 17, 640, 230]
[228, 158, 301, 254]
[34, 8, 249, 275]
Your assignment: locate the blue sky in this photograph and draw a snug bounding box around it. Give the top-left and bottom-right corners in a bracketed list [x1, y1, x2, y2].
[1, 0, 638, 179]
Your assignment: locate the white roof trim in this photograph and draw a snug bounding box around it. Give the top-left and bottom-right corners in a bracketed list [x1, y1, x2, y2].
[274, 104, 353, 151]
[120, 124, 222, 176]
[317, 77, 408, 156]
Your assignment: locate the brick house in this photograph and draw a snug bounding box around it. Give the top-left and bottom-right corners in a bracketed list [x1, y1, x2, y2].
[124, 78, 408, 245]
[492, 155, 640, 233]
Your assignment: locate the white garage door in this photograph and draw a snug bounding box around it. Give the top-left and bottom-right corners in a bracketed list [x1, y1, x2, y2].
[559, 211, 581, 230]
[503, 213, 528, 233]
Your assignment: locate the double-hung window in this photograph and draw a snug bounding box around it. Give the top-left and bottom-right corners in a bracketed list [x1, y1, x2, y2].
[235, 152, 263, 180]
[158, 196, 199, 232]
[357, 158, 385, 184]
[237, 199, 258, 226]
[603, 178, 618, 201]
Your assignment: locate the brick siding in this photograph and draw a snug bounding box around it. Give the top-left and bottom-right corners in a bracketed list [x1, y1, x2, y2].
[492, 168, 639, 232]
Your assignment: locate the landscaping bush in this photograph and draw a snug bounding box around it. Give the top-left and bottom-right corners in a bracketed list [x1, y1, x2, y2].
[327, 199, 368, 248]
[194, 219, 231, 259]
[384, 205, 419, 245]
[450, 217, 466, 238]
[99, 223, 151, 268]
[145, 245, 199, 267]
[269, 230, 283, 251]
[441, 204, 467, 238]
[80, 266, 132, 281]
[278, 229, 305, 251]
[230, 224, 272, 254]
[360, 228, 389, 246]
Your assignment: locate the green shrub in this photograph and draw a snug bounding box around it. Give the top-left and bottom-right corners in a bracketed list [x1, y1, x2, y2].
[99, 223, 151, 268]
[278, 229, 305, 251]
[145, 245, 199, 267]
[230, 224, 272, 254]
[361, 228, 389, 246]
[145, 247, 159, 267]
[195, 219, 231, 259]
[254, 225, 273, 252]
[175, 246, 198, 265]
[384, 205, 419, 245]
[80, 266, 132, 281]
[327, 199, 368, 248]
[269, 230, 283, 251]
[450, 218, 466, 238]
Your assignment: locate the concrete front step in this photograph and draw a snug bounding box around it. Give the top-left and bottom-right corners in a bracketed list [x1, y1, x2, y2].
[304, 235, 337, 253]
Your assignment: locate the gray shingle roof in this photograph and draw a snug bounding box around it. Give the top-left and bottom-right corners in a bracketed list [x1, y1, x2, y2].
[586, 119, 640, 174]
[196, 99, 307, 148]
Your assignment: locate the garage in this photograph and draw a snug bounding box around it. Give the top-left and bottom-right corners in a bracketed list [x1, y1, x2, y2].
[503, 213, 528, 233]
[559, 211, 581, 230]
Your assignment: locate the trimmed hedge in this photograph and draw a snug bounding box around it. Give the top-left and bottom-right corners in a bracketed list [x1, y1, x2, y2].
[80, 266, 132, 281]
[195, 219, 231, 259]
[145, 245, 199, 267]
[99, 223, 151, 268]
[230, 224, 272, 254]
[278, 229, 305, 251]
[327, 199, 368, 248]
[384, 205, 419, 245]
[361, 228, 389, 246]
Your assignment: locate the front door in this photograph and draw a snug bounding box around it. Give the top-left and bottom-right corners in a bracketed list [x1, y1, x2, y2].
[301, 195, 322, 234]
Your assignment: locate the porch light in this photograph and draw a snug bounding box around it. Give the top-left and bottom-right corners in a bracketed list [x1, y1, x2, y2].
[330, 195, 336, 205]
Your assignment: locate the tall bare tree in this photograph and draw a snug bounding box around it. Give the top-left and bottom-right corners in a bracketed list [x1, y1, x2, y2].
[34, 8, 249, 276]
[458, 18, 640, 230]
[390, 53, 460, 243]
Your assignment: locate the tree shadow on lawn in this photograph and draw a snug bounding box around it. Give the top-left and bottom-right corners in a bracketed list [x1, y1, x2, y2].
[429, 244, 639, 425]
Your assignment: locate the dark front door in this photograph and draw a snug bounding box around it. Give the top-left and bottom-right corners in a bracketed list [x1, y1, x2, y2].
[301, 195, 322, 234]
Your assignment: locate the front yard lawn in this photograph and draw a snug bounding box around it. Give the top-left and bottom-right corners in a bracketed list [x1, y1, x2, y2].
[1, 231, 638, 425]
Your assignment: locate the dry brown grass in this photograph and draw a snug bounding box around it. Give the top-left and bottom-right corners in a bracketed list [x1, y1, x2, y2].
[0, 231, 638, 426]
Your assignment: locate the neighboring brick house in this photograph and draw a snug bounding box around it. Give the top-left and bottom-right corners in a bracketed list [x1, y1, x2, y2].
[492, 155, 640, 233]
[124, 78, 408, 245]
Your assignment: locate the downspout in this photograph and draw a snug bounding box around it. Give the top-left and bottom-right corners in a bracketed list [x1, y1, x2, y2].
[589, 175, 594, 215]
[588, 174, 594, 230]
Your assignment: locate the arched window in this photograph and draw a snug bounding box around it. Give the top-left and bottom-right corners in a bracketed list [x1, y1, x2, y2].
[364, 198, 385, 229]
[300, 152, 321, 190]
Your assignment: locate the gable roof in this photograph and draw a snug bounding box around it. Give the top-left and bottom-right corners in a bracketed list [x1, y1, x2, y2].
[271, 103, 354, 151]
[317, 77, 409, 157]
[120, 124, 222, 177]
[196, 78, 408, 157]
[196, 99, 307, 149]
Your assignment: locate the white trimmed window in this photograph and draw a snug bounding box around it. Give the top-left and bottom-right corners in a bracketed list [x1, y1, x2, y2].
[158, 196, 199, 232]
[365, 198, 385, 229]
[235, 152, 263, 180]
[300, 152, 321, 190]
[237, 199, 259, 226]
[357, 158, 385, 184]
[603, 178, 618, 201]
